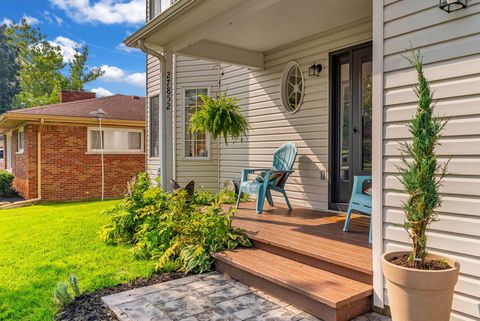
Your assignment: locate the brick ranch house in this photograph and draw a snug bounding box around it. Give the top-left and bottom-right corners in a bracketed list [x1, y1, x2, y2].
[0, 91, 146, 202]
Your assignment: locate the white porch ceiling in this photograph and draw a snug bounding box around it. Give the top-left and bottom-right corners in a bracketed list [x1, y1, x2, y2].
[201, 0, 372, 53]
[129, 0, 372, 68]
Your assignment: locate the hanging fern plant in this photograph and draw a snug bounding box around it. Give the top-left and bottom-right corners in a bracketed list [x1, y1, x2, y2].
[189, 93, 250, 145]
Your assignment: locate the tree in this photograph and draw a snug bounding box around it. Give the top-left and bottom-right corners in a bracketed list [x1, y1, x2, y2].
[6, 20, 103, 108]
[5, 19, 65, 108]
[398, 51, 448, 269]
[0, 25, 20, 113]
[64, 46, 104, 91]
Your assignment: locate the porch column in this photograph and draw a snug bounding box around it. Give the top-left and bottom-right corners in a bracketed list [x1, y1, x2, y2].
[159, 51, 174, 190]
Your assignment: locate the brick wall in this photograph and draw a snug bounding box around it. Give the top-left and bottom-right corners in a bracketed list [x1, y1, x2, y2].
[11, 125, 37, 199]
[11, 124, 145, 201]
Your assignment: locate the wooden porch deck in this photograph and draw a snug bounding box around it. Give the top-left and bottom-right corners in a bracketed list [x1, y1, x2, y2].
[232, 202, 372, 276]
[215, 202, 373, 321]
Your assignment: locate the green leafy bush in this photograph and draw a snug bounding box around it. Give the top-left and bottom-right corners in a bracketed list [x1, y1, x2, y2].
[101, 173, 251, 273]
[0, 170, 14, 197]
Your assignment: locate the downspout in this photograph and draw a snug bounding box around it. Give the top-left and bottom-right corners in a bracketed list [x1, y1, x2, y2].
[172, 54, 177, 181]
[138, 40, 166, 74]
[37, 119, 44, 200]
[137, 40, 172, 190]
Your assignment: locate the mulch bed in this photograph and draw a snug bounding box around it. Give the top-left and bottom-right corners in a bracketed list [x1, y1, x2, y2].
[0, 194, 24, 206]
[55, 272, 187, 321]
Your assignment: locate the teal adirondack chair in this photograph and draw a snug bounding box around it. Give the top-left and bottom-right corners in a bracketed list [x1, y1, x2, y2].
[236, 142, 298, 214]
[343, 175, 372, 243]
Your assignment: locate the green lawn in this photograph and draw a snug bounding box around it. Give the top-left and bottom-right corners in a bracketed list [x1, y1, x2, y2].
[0, 200, 156, 321]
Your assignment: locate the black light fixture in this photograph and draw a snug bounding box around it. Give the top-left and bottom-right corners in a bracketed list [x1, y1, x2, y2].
[309, 63, 322, 77]
[439, 0, 467, 13]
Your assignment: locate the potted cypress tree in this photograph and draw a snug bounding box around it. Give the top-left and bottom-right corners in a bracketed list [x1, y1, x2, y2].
[381, 52, 460, 321]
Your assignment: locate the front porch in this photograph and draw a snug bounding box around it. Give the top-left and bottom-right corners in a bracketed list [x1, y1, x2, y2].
[215, 202, 373, 321]
[232, 202, 372, 277]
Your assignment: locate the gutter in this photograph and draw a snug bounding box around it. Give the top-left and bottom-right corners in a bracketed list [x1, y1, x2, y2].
[37, 119, 43, 200]
[0, 113, 144, 134]
[124, 0, 200, 48]
[138, 40, 166, 66]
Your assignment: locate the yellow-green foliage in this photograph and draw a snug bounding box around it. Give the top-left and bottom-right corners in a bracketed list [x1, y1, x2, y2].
[101, 173, 251, 273]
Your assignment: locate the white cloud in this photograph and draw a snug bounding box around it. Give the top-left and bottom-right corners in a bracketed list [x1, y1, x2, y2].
[99, 65, 145, 87]
[43, 11, 64, 25]
[23, 15, 40, 25]
[49, 36, 83, 63]
[1, 18, 13, 26]
[125, 73, 145, 87]
[116, 42, 140, 53]
[91, 87, 114, 97]
[49, 0, 145, 25]
[100, 65, 125, 82]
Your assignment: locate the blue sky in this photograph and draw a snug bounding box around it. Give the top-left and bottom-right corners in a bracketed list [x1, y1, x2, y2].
[1, 0, 147, 97]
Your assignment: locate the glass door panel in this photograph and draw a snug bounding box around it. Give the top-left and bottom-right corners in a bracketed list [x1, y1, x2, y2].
[331, 44, 372, 208]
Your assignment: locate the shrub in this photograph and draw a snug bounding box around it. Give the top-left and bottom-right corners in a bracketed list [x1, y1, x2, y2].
[0, 170, 14, 197]
[53, 282, 73, 305]
[101, 173, 251, 273]
[53, 274, 80, 306]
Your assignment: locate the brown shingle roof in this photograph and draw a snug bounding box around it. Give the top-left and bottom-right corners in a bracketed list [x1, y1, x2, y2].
[7, 94, 145, 122]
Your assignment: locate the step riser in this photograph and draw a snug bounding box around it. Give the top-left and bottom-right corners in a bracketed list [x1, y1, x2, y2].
[216, 260, 372, 321]
[252, 239, 373, 285]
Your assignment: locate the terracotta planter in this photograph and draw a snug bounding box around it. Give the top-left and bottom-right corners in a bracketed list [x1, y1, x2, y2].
[382, 251, 459, 321]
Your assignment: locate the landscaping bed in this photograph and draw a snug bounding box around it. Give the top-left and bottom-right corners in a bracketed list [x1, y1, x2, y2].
[56, 272, 186, 321]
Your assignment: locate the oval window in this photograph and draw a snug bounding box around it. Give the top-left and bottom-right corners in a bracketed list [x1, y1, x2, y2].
[281, 61, 304, 114]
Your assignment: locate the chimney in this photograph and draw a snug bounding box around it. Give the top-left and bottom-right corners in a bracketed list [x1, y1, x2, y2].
[60, 90, 96, 103]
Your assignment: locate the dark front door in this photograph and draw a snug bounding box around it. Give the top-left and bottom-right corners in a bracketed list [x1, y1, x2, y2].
[330, 43, 372, 209]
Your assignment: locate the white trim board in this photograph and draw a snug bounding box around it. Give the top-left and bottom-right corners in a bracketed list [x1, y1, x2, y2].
[372, 0, 385, 309]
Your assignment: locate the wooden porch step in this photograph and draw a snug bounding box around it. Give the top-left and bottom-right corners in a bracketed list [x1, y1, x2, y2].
[214, 248, 372, 321]
[231, 204, 373, 285]
[250, 237, 373, 285]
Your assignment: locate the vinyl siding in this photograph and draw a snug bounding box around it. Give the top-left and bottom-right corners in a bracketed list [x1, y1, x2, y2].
[218, 18, 372, 210]
[174, 55, 219, 190]
[381, 1, 480, 319]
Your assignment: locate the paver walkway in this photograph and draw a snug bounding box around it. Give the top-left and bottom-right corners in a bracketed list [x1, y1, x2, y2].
[102, 272, 390, 321]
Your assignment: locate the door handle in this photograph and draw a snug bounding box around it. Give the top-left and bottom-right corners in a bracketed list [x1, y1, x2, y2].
[352, 126, 358, 134]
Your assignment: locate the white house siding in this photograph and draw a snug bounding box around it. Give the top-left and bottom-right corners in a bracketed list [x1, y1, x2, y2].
[174, 55, 219, 190]
[381, 1, 480, 320]
[218, 18, 372, 210]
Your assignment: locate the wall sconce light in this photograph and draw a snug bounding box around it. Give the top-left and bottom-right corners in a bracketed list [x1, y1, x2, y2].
[439, 0, 467, 13]
[309, 63, 322, 77]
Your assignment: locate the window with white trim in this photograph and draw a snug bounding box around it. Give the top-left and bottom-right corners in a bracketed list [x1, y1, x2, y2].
[88, 128, 144, 153]
[16, 127, 24, 153]
[149, 0, 161, 20]
[281, 61, 304, 114]
[183, 87, 210, 159]
[149, 95, 160, 158]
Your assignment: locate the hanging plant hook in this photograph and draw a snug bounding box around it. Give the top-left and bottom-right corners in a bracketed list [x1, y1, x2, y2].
[212, 63, 224, 98]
